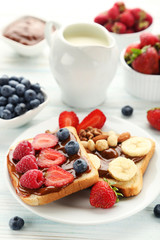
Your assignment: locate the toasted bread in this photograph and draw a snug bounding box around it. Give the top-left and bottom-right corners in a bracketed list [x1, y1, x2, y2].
[85, 135, 155, 197]
[7, 126, 99, 206]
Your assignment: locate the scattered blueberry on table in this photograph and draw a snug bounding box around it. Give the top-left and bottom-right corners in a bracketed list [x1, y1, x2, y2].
[154, 204, 160, 218]
[0, 75, 45, 120]
[121, 105, 133, 116]
[9, 216, 24, 230]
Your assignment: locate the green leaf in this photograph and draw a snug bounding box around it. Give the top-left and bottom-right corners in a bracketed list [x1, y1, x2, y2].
[131, 48, 141, 54]
[103, 177, 124, 203]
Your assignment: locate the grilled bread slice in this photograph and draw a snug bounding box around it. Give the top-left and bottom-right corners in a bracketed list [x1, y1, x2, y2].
[7, 126, 99, 206]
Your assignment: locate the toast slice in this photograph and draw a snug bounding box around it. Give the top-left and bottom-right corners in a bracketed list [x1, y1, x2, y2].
[79, 128, 155, 197]
[7, 126, 99, 206]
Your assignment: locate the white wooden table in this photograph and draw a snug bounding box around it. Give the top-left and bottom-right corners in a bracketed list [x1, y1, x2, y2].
[0, 0, 160, 239]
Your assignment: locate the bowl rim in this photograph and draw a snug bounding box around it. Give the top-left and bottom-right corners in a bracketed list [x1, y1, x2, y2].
[120, 48, 160, 78]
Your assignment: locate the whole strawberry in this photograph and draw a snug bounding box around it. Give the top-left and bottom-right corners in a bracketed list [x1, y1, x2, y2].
[131, 46, 159, 74]
[114, 2, 126, 13]
[140, 32, 159, 48]
[94, 12, 109, 25]
[131, 8, 146, 21]
[147, 108, 160, 131]
[119, 10, 134, 27]
[90, 180, 122, 209]
[134, 21, 150, 32]
[112, 22, 126, 34]
[108, 5, 119, 21]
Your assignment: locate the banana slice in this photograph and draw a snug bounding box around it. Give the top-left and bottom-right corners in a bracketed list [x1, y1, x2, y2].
[121, 137, 151, 157]
[108, 157, 137, 181]
[88, 153, 101, 170]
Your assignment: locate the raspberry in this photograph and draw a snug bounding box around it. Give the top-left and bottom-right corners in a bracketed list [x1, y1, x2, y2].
[20, 169, 44, 189]
[13, 141, 35, 161]
[15, 155, 38, 173]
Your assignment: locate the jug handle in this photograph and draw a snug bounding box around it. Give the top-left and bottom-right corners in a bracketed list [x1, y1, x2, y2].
[45, 21, 61, 47]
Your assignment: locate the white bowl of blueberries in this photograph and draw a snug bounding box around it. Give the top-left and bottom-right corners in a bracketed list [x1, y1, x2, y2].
[0, 75, 48, 128]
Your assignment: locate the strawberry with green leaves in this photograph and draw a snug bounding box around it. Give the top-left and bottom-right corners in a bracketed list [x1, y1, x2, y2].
[125, 46, 159, 74]
[90, 179, 123, 209]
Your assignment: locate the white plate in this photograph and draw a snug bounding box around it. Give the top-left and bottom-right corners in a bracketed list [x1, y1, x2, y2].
[5, 115, 160, 225]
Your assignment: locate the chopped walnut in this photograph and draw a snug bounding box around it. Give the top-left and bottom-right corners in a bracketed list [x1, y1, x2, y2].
[79, 126, 102, 141]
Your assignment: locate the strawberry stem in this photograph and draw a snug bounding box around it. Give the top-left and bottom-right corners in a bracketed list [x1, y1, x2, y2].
[103, 178, 123, 202]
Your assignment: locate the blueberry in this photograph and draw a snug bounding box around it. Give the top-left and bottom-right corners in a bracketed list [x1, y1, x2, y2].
[1, 109, 12, 119]
[73, 159, 88, 173]
[9, 216, 24, 230]
[31, 83, 41, 93]
[9, 80, 19, 88]
[36, 92, 45, 103]
[8, 94, 19, 105]
[30, 99, 40, 109]
[57, 128, 70, 141]
[6, 103, 14, 112]
[19, 76, 24, 81]
[121, 105, 133, 116]
[11, 112, 16, 118]
[21, 78, 31, 89]
[26, 102, 31, 110]
[15, 103, 27, 116]
[19, 97, 25, 103]
[154, 204, 160, 218]
[0, 106, 5, 117]
[24, 89, 36, 102]
[1, 85, 14, 97]
[0, 75, 9, 85]
[65, 140, 79, 155]
[9, 76, 20, 82]
[0, 96, 7, 106]
[16, 84, 26, 96]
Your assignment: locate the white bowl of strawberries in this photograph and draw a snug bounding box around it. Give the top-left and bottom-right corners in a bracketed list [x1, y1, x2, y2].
[94, 2, 153, 52]
[120, 32, 160, 102]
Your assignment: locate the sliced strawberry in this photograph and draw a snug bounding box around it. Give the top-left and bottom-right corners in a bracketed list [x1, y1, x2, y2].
[45, 165, 74, 187]
[59, 111, 79, 129]
[37, 148, 66, 168]
[32, 133, 58, 150]
[77, 109, 106, 133]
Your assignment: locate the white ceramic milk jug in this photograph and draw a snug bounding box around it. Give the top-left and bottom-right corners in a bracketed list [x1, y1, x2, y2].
[45, 22, 118, 108]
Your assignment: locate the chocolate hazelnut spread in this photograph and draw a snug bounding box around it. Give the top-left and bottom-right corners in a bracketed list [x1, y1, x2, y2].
[7, 132, 91, 197]
[3, 16, 46, 45]
[94, 144, 144, 178]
